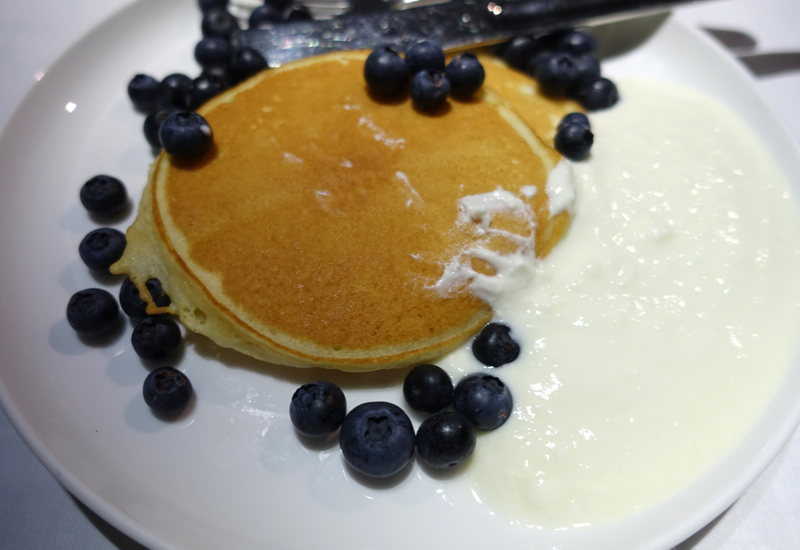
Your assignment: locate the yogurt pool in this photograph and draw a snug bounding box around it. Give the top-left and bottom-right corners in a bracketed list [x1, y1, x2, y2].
[439, 78, 800, 528]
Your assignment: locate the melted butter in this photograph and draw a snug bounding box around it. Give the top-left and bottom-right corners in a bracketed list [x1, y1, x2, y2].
[440, 78, 800, 528]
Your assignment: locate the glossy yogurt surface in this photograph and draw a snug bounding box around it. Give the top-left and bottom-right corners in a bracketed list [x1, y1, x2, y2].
[439, 78, 800, 529]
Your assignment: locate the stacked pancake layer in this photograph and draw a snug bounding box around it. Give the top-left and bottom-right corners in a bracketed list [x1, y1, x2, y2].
[112, 51, 578, 371]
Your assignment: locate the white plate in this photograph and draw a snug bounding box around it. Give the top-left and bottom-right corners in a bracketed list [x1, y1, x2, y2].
[2, 1, 800, 549]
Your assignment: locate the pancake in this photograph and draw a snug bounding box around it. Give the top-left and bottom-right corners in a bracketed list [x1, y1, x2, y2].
[111, 51, 580, 371]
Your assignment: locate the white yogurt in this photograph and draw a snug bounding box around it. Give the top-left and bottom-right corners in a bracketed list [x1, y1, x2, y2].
[439, 78, 800, 528]
[432, 187, 539, 305]
[545, 158, 576, 216]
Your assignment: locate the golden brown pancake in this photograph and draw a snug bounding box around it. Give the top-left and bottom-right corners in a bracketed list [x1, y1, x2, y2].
[112, 51, 580, 371]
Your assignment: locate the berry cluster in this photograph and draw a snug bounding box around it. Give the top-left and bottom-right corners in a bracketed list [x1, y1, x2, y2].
[500, 30, 619, 111]
[364, 41, 485, 111]
[289, 322, 521, 478]
[67, 175, 192, 415]
[555, 111, 594, 161]
[128, 0, 308, 158]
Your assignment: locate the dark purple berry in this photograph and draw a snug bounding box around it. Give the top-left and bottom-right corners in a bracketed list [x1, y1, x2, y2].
[405, 40, 445, 75]
[340, 402, 415, 477]
[78, 228, 126, 273]
[143, 107, 178, 150]
[132, 316, 182, 362]
[403, 364, 453, 413]
[555, 122, 593, 160]
[409, 69, 450, 111]
[66, 288, 119, 337]
[364, 46, 409, 95]
[119, 277, 171, 319]
[127, 74, 160, 113]
[80, 175, 127, 216]
[576, 77, 619, 110]
[290, 381, 347, 437]
[415, 411, 476, 469]
[143, 366, 193, 414]
[185, 74, 226, 110]
[574, 55, 601, 88]
[201, 66, 234, 88]
[201, 8, 239, 40]
[230, 47, 268, 82]
[559, 112, 590, 130]
[503, 35, 543, 70]
[453, 373, 513, 430]
[158, 73, 192, 109]
[249, 3, 283, 27]
[445, 53, 485, 98]
[159, 111, 214, 159]
[194, 37, 232, 69]
[525, 49, 553, 79]
[472, 322, 520, 367]
[535, 52, 579, 96]
[556, 30, 597, 56]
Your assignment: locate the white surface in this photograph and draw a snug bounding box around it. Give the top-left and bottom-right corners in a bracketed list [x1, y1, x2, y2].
[442, 77, 800, 529]
[2, 0, 800, 549]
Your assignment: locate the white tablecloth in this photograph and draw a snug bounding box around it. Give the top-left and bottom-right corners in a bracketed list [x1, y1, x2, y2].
[2, 0, 800, 547]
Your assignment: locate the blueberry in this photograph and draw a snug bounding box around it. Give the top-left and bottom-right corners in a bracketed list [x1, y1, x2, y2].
[415, 411, 476, 469]
[127, 74, 160, 113]
[558, 112, 590, 130]
[525, 49, 553, 79]
[198, 0, 227, 13]
[66, 288, 119, 337]
[159, 111, 214, 159]
[573, 55, 601, 88]
[535, 52, 579, 97]
[409, 70, 450, 111]
[502, 35, 542, 70]
[201, 8, 239, 40]
[230, 47, 268, 82]
[403, 364, 453, 413]
[194, 37, 232, 70]
[119, 277, 171, 319]
[249, 3, 283, 28]
[364, 46, 409, 95]
[79, 175, 128, 216]
[576, 77, 619, 111]
[200, 66, 234, 89]
[186, 75, 226, 110]
[538, 29, 573, 50]
[472, 322, 520, 367]
[405, 40, 445, 75]
[131, 316, 182, 362]
[556, 30, 597, 56]
[289, 381, 347, 437]
[158, 73, 192, 109]
[284, 4, 313, 21]
[143, 107, 178, 150]
[555, 121, 593, 160]
[453, 373, 513, 430]
[79, 228, 126, 273]
[143, 366, 193, 414]
[445, 53, 485, 98]
[339, 402, 415, 477]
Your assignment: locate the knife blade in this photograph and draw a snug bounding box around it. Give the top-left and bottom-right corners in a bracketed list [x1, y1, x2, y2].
[233, 0, 705, 67]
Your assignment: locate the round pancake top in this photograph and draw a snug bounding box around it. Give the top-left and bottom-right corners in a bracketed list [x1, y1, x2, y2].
[153, 52, 562, 353]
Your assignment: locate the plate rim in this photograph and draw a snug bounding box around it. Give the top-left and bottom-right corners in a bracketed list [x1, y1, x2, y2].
[2, 3, 800, 549]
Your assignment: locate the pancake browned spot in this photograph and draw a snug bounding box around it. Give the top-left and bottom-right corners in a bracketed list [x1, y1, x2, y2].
[111, 51, 580, 371]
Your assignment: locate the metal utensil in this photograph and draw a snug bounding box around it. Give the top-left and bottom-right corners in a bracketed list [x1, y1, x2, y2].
[233, 0, 708, 66]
